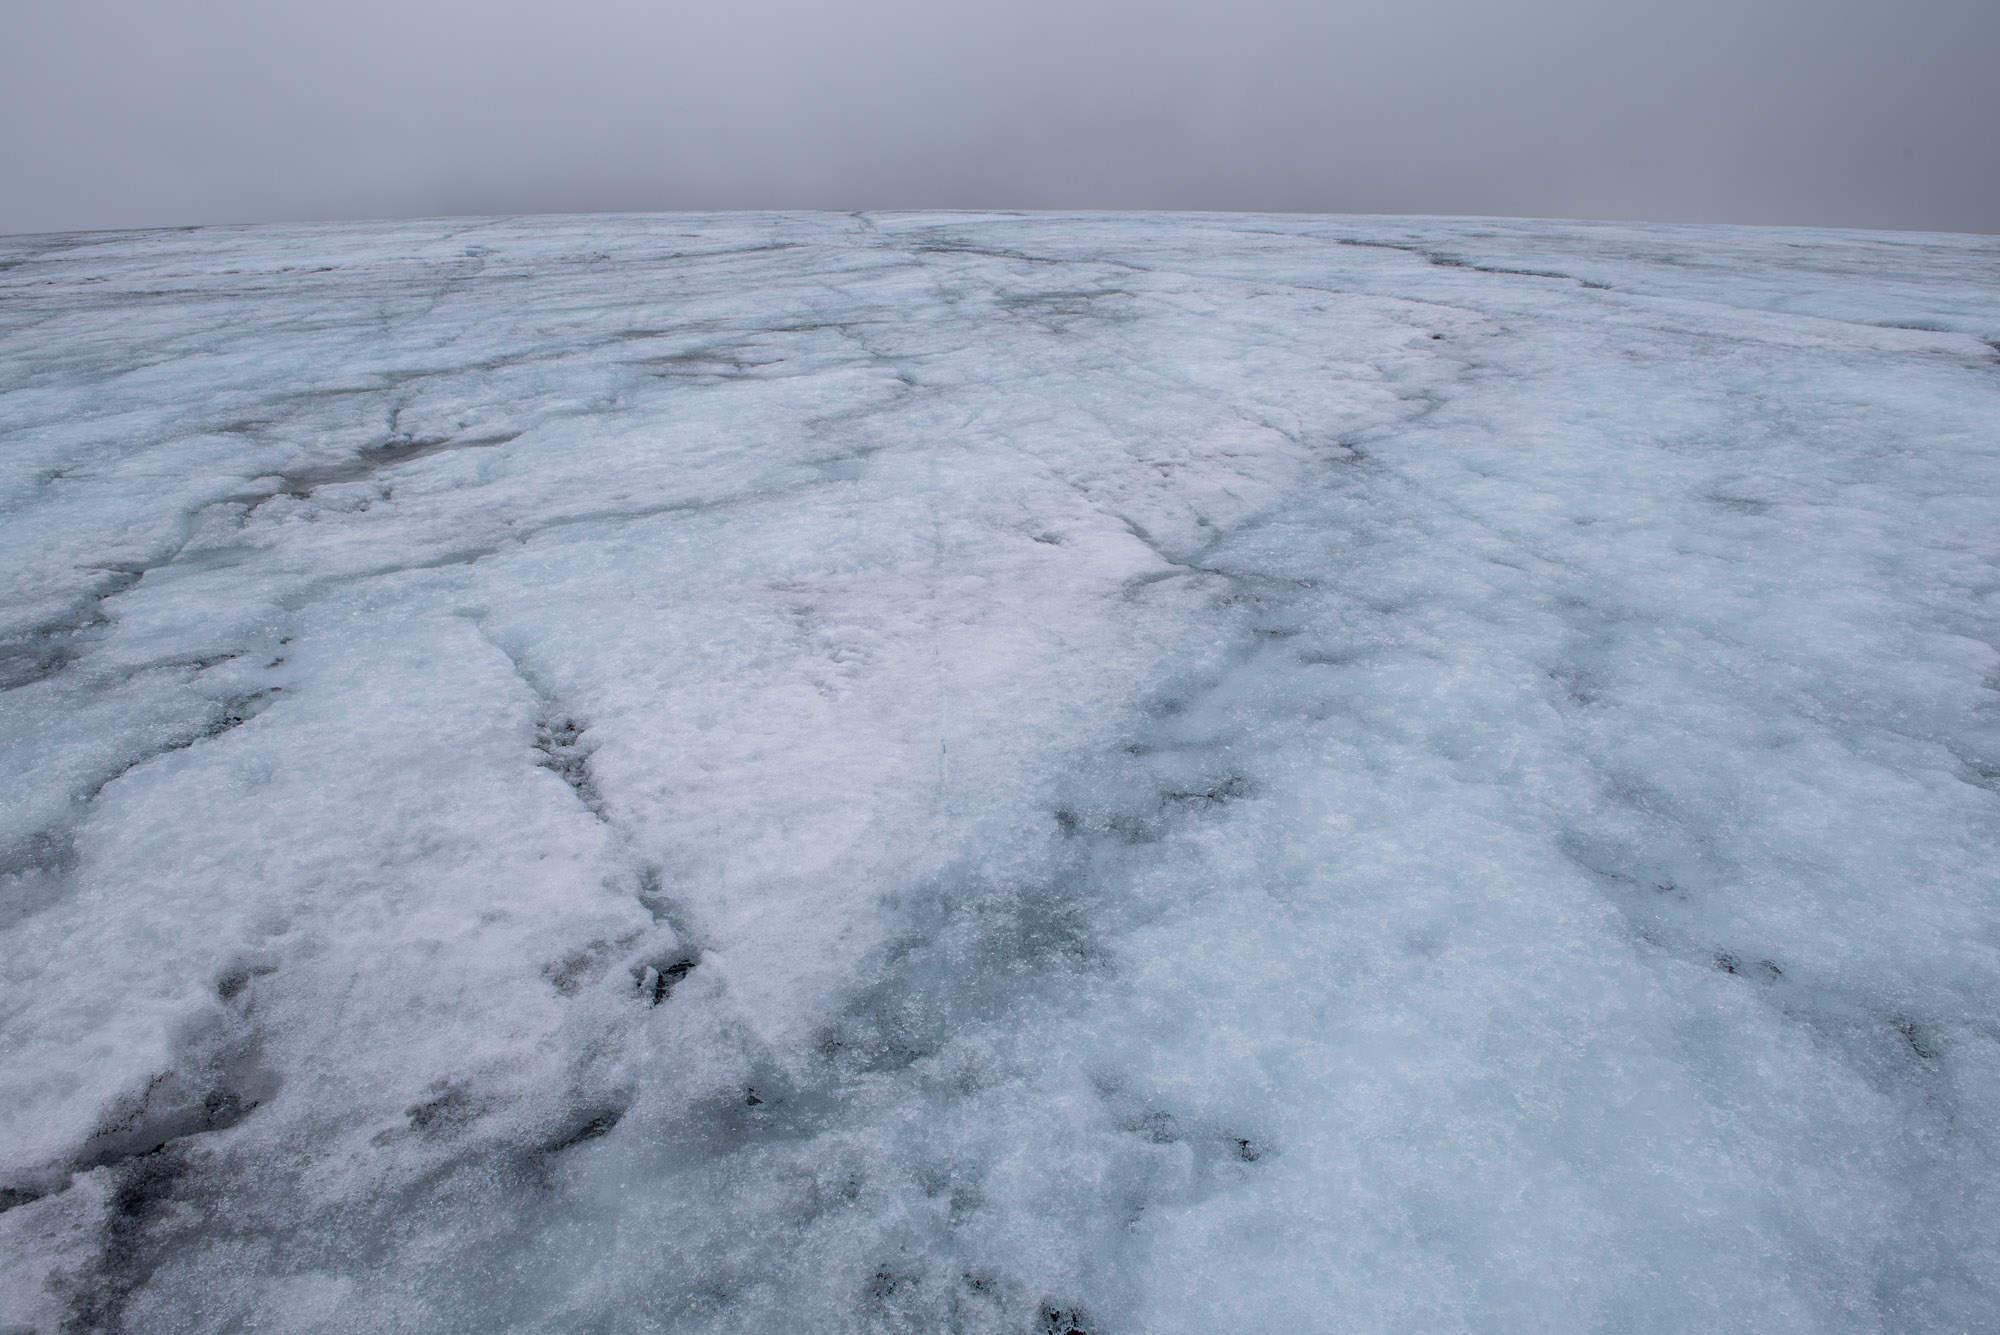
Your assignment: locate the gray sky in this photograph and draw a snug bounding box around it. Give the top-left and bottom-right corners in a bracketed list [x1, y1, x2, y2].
[4, 0, 1998, 236]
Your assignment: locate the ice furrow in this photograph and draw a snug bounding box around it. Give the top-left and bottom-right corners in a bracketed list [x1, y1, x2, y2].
[1, 212, 1996, 1335]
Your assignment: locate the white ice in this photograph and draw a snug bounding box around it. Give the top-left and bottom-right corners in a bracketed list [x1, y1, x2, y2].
[1, 213, 1997, 1334]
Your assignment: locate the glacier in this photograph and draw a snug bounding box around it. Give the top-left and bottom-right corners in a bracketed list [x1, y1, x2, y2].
[0, 212, 1997, 1334]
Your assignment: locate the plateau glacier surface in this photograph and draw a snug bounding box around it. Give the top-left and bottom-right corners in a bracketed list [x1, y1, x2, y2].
[1, 213, 1998, 1334]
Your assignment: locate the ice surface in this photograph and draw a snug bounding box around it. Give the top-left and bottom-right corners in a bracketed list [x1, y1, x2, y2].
[1, 213, 1997, 1333]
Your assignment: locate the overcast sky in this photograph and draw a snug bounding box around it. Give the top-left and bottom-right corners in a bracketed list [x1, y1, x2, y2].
[4, 0, 1997, 236]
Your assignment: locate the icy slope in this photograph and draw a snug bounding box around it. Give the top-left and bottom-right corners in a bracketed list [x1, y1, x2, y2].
[1, 213, 1997, 1333]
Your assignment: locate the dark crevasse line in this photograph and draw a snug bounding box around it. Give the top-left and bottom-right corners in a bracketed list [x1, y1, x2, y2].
[440, 400, 1437, 1333]
[1306, 231, 1617, 289]
[38, 638, 691, 1334]
[1, 658, 288, 939]
[11, 965, 283, 1334]
[70, 367, 1433, 1335]
[11, 215, 1999, 1334]
[0, 570, 145, 693]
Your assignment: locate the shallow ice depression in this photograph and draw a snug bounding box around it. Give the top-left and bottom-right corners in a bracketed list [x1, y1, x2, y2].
[1, 212, 1997, 1333]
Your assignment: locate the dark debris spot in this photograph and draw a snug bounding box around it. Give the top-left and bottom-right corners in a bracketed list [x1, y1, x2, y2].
[1549, 663, 1604, 705]
[0, 1185, 43, 1214]
[1041, 1304, 1090, 1335]
[1164, 774, 1254, 810]
[540, 716, 583, 750]
[1704, 493, 1774, 516]
[634, 953, 697, 1005]
[207, 690, 280, 736]
[1949, 742, 2000, 793]
[535, 714, 605, 816]
[1896, 1018, 1941, 1061]
[542, 1107, 624, 1154]
[1713, 952, 1783, 983]
[546, 939, 626, 997]
[406, 1084, 479, 1134]
[216, 961, 277, 1002]
[201, 1087, 249, 1125]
